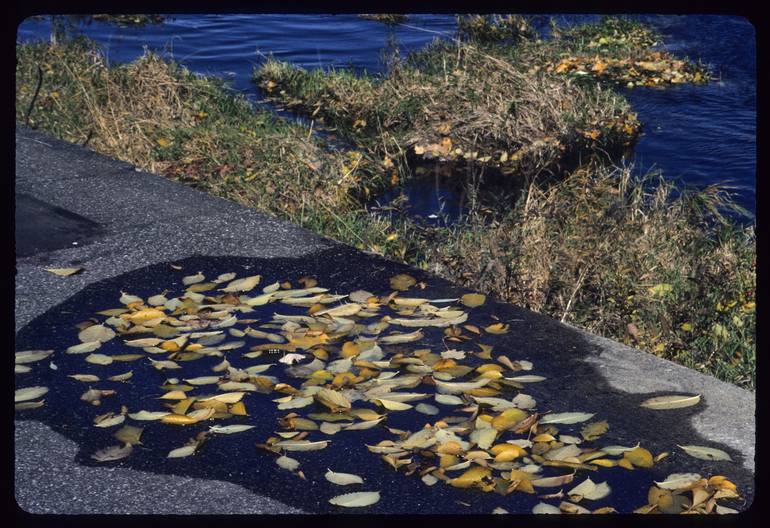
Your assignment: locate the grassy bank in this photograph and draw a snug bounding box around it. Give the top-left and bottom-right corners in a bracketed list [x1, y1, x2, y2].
[16, 36, 755, 388]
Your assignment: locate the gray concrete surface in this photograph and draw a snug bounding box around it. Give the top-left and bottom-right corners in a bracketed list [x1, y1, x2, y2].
[14, 126, 756, 514]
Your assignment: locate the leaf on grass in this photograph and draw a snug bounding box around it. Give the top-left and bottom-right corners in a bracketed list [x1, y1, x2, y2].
[15, 386, 49, 402]
[539, 412, 595, 425]
[92, 444, 132, 462]
[325, 469, 364, 486]
[677, 444, 732, 461]
[329, 491, 380, 508]
[44, 267, 83, 277]
[640, 394, 701, 410]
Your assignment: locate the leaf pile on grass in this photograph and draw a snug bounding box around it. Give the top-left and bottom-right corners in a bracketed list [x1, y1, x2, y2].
[421, 164, 755, 388]
[255, 42, 639, 178]
[15, 37, 381, 221]
[529, 16, 711, 87]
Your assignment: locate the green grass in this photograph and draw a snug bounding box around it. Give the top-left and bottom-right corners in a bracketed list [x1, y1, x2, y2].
[16, 36, 755, 388]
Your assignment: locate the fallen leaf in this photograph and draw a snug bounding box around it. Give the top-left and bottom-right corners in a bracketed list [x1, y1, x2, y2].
[326, 469, 364, 486]
[461, 293, 486, 308]
[15, 386, 49, 402]
[539, 412, 595, 425]
[15, 350, 54, 364]
[44, 267, 83, 277]
[640, 394, 701, 410]
[329, 491, 380, 508]
[677, 444, 732, 461]
[91, 444, 132, 462]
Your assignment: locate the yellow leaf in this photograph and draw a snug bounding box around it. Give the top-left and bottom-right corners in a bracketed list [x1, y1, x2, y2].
[157, 137, 171, 148]
[491, 408, 528, 431]
[461, 293, 486, 308]
[624, 447, 653, 468]
[648, 283, 673, 297]
[44, 267, 84, 277]
[485, 323, 509, 334]
[450, 466, 491, 488]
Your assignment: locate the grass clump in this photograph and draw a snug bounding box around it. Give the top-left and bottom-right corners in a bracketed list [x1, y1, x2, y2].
[421, 164, 755, 388]
[255, 42, 640, 180]
[456, 14, 537, 43]
[15, 37, 381, 221]
[532, 16, 711, 87]
[358, 14, 408, 25]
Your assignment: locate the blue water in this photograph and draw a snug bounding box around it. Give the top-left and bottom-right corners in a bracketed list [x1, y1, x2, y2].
[17, 14, 756, 218]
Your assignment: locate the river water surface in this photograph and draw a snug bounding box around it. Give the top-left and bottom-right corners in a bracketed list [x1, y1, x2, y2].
[17, 14, 756, 220]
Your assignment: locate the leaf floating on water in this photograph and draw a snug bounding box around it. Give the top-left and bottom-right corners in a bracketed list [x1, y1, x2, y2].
[15, 365, 31, 374]
[113, 425, 143, 445]
[182, 272, 205, 285]
[601, 443, 640, 456]
[461, 293, 486, 308]
[108, 371, 133, 382]
[316, 388, 352, 410]
[532, 472, 575, 488]
[128, 410, 171, 421]
[416, 403, 440, 415]
[67, 341, 101, 354]
[654, 473, 703, 490]
[505, 375, 546, 383]
[677, 444, 732, 461]
[581, 420, 609, 441]
[279, 353, 306, 365]
[15, 400, 45, 411]
[276, 455, 300, 472]
[167, 445, 197, 458]
[119, 291, 143, 305]
[532, 502, 562, 514]
[624, 447, 654, 468]
[379, 330, 424, 344]
[85, 353, 113, 365]
[94, 413, 126, 428]
[221, 274, 261, 293]
[274, 440, 329, 452]
[376, 399, 412, 411]
[640, 394, 701, 410]
[329, 491, 380, 508]
[78, 324, 116, 345]
[568, 477, 611, 501]
[91, 444, 132, 462]
[15, 386, 49, 402]
[485, 323, 509, 334]
[390, 274, 416, 291]
[325, 469, 364, 486]
[69, 374, 100, 382]
[539, 412, 595, 425]
[15, 350, 54, 364]
[209, 424, 256, 434]
[435, 394, 464, 406]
